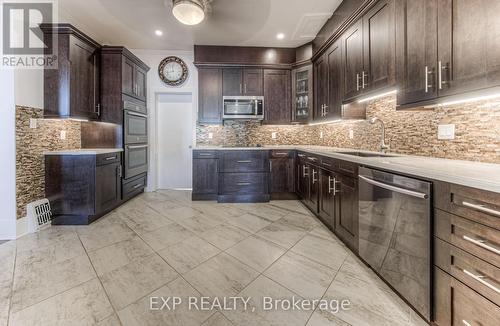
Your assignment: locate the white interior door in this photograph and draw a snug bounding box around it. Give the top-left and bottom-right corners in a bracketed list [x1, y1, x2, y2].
[157, 93, 193, 189]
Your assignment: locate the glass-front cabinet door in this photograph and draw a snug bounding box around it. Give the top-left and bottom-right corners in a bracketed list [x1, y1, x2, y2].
[292, 65, 313, 123]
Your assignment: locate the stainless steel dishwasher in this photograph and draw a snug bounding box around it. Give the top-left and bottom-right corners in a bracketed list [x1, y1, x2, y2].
[358, 167, 432, 321]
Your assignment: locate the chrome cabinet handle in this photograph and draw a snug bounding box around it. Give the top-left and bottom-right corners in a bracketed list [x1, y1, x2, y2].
[462, 320, 472, 326]
[356, 73, 361, 91]
[244, 84, 247, 93]
[462, 201, 500, 217]
[312, 169, 317, 184]
[307, 157, 317, 161]
[132, 183, 143, 189]
[240, 84, 242, 94]
[303, 165, 308, 177]
[462, 235, 500, 255]
[198, 153, 213, 157]
[425, 66, 433, 93]
[297, 154, 306, 158]
[274, 152, 288, 156]
[359, 175, 428, 199]
[105, 156, 117, 161]
[95, 103, 101, 116]
[333, 177, 340, 195]
[328, 176, 333, 194]
[269, 161, 272, 172]
[117, 165, 122, 177]
[236, 160, 252, 163]
[438, 61, 448, 90]
[362, 71, 367, 89]
[462, 269, 500, 294]
[237, 182, 251, 186]
[322, 162, 331, 167]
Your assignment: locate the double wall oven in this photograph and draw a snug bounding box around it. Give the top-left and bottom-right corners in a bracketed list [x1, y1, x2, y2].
[123, 100, 148, 179]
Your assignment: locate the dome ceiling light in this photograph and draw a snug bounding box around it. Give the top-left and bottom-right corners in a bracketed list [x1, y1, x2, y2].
[172, 0, 206, 25]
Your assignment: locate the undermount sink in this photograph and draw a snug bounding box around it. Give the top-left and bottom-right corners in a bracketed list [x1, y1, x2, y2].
[336, 151, 399, 158]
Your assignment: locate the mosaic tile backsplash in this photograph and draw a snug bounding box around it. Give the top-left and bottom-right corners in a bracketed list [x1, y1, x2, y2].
[197, 94, 500, 164]
[16, 106, 81, 219]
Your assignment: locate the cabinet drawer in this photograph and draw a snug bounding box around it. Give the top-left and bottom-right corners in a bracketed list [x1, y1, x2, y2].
[193, 150, 218, 159]
[320, 156, 339, 171]
[435, 237, 500, 305]
[435, 209, 500, 269]
[435, 181, 500, 230]
[96, 152, 121, 166]
[219, 173, 268, 194]
[434, 267, 500, 326]
[305, 154, 320, 165]
[220, 151, 268, 172]
[270, 150, 293, 158]
[124, 99, 147, 115]
[123, 174, 146, 200]
[338, 160, 358, 177]
[296, 152, 308, 163]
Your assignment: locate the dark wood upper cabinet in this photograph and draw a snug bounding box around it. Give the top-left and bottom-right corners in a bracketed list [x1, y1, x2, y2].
[314, 54, 329, 121]
[437, 0, 500, 97]
[222, 68, 263, 96]
[198, 68, 223, 124]
[326, 40, 343, 120]
[395, 0, 438, 107]
[41, 24, 100, 120]
[362, 0, 395, 92]
[100, 46, 150, 124]
[291, 65, 313, 123]
[263, 69, 291, 125]
[342, 20, 364, 101]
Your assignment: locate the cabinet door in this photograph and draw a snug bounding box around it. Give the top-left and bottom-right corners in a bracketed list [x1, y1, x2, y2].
[314, 54, 328, 120]
[134, 66, 147, 102]
[334, 174, 359, 252]
[270, 158, 294, 193]
[296, 159, 309, 199]
[437, 0, 500, 97]
[122, 57, 136, 98]
[95, 162, 121, 214]
[243, 69, 263, 95]
[192, 159, 218, 195]
[263, 69, 291, 125]
[69, 36, 99, 120]
[343, 20, 364, 101]
[292, 65, 313, 123]
[326, 40, 343, 120]
[306, 164, 320, 214]
[363, 0, 395, 92]
[198, 68, 223, 124]
[319, 169, 335, 230]
[222, 68, 243, 96]
[395, 0, 438, 106]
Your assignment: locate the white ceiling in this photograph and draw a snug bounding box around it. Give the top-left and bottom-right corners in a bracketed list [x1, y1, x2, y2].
[57, 0, 341, 50]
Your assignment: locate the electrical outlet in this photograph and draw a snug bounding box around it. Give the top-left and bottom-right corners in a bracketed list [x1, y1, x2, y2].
[208, 132, 213, 139]
[271, 132, 277, 139]
[60, 130, 66, 140]
[438, 124, 455, 140]
[29, 118, 37, 129]
[320, 131, 324, 139]
[349, 129, 354, 139]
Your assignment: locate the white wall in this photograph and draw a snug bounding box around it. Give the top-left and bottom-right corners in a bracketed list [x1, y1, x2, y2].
[130, 49, 198, 192]
[14, 69, 44, 108]
[0, 70, 18, 240]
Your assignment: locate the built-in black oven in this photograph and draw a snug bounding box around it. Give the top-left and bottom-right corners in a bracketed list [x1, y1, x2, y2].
[124, 144, 148, 179]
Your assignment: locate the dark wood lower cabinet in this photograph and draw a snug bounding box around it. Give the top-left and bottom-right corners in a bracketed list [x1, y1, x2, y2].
[305, 164, 320, 214]
[334, 174, 359, 252]
[318, 169, 335, 230]
[45, 152, 122, 225]
[296, 155, 309, 199]
[270, 156, 295, 199]
[192, 157, 219, 200]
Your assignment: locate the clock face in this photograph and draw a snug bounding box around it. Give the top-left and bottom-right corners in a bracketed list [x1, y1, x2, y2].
[158, 56, 188, 86]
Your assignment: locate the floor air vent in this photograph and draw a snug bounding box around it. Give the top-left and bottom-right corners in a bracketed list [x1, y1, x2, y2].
[27, 199, 53, 233]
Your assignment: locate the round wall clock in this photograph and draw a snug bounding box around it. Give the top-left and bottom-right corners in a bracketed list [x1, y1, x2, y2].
[158, 56, 189, 86]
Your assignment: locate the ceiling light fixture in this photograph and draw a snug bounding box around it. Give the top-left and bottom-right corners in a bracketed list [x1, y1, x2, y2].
[155, 30, 163, 36]
[276, 33, 285, 40]
[172, 0, 205, 25]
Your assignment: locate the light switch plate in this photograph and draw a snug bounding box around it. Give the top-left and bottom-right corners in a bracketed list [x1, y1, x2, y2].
[349, 129, 354, 139]
[208, 132, 213, 139]
[60, 130, 66, 140]
[29, 118, 37, 129]
[438, 124, 455, 140]
[271, 132, 277, 139]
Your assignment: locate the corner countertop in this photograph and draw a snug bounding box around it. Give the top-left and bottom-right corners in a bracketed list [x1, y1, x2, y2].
[44, 148, 124, 155]
[193, 145, 500, 193]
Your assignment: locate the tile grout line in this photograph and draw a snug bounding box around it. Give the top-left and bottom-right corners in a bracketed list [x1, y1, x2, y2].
[75, 231, 124, 326]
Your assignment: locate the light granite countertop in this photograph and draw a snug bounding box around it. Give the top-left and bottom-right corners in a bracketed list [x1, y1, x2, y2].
[194, 145, 500, 193]
[44, 148, 123, 155]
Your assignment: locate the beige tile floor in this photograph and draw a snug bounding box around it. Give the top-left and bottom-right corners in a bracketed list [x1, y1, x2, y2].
[0, 190, 427, 326]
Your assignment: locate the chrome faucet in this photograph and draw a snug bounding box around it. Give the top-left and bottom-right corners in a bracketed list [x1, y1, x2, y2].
[369, 117, 390, 153]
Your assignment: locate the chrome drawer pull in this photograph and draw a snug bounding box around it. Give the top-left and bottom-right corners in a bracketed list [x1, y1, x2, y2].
[274, 152, 288, 156]
[462, 201, 500, 217]
[322, 162, 331, 166]
[333, 178, 340, 195]
[132, 184, 143, 189]
[237, 182, 251, 186]
[462, 235, 500, 255]
[462, 320, 471, 326]
[307, 157, 317, 161]
[236, 160, 252, 163]
[463, 269, 500, 294]
[198, 153, 213, 156]
[297, 154, 306, 157]
[105, 156, 117, 160]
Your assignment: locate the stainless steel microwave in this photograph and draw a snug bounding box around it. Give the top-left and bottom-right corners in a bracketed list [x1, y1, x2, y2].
[223, 96, 264, 120]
